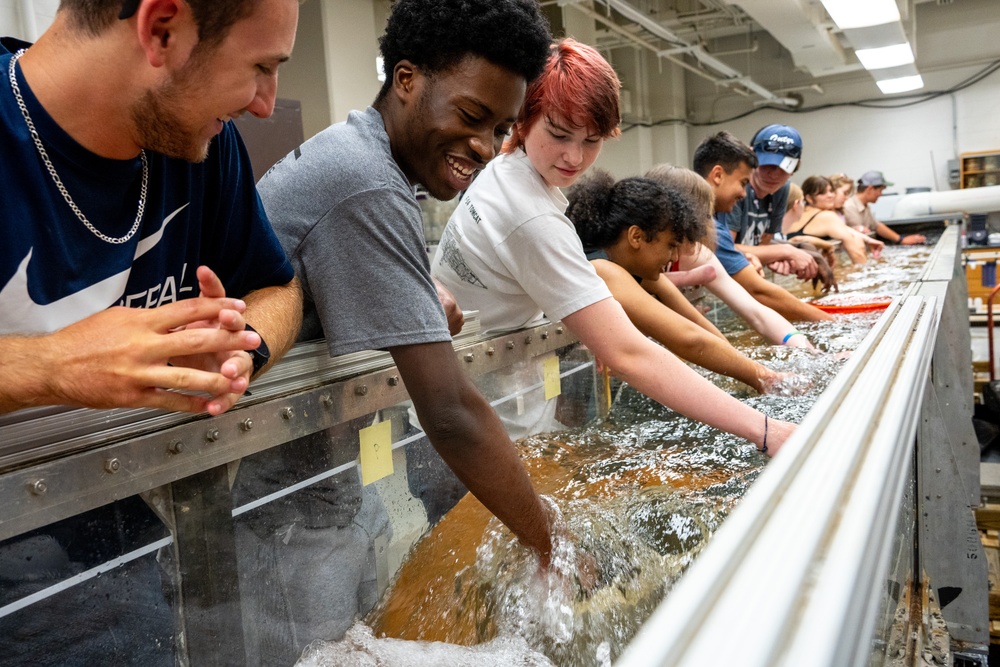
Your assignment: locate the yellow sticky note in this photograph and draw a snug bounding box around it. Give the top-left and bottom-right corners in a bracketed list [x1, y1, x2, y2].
[603, 367, 612, 408]
[543, 355, 561, 401]
[359, 420, 393, 486]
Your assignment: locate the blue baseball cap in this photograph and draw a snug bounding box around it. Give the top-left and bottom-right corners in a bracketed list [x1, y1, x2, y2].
[751, 124, 802, 174]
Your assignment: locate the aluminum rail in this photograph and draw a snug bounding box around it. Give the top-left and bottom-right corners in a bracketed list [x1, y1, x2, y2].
[617, 224, 982, 666]
[0, 320, 579, 542]
[0, 313, 491, 470]
[616, 294, 936, 667]
[0, 318, 590, 667]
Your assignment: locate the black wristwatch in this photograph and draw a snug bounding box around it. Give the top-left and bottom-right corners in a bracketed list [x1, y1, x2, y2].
[244, 323, 271, 376]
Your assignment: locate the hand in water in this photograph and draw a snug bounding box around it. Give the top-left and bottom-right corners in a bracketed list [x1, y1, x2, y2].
[901, 234, 927, 245]
[575, 549, 599, 594]
[865, 236, 885, 259]
[538, 496, 600, 596]
[760, 371, 814, 397]
[760, 418, 796, 456]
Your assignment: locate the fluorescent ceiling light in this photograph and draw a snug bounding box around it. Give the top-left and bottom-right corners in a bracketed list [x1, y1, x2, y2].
[876, 75, 925, 95]
[855, 43, 915, 70]
[820, 0, 900, 30]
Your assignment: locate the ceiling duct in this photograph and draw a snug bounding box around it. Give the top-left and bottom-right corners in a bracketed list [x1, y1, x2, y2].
[721, 0, 855, 77]
[819, 0, 924, 94]
[570, 0, 797, 106]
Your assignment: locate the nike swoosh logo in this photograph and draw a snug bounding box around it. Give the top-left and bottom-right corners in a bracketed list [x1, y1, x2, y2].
[0, 204, 190, 334]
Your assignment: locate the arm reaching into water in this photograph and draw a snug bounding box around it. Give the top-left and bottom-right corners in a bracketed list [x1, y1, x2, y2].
[661, 263, 716, 288]
[795, 210, 882, 264]
[734, 238, 818, 280]
[593, 260, 778, 393]
[390, 342, 553, 563]
[683, 247, 817, 346]
[562, 297, 795, 455]
[642, 273, 725, 340]
[731, 263, 832, 323]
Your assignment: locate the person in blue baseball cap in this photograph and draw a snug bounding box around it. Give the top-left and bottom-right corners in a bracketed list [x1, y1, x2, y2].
[752, 124, 803, 173]
[717, 124, 839, 307]
[693, 131, 831, 323]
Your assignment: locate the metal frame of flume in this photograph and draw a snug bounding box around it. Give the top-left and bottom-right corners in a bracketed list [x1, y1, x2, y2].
[0, 221, 981, 666]
[616, 222, 987, 667]
[0, 321, 592, 667]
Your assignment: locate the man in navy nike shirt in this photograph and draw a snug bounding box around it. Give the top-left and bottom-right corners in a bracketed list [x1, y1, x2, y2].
[0, 0, 302, 662]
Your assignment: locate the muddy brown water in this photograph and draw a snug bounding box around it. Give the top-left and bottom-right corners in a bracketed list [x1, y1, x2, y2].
[303, 244, 936, 666]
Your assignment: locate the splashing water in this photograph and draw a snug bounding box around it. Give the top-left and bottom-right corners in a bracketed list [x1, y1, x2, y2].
[297, 623, 555, 667]
[300, 243, 934, 666]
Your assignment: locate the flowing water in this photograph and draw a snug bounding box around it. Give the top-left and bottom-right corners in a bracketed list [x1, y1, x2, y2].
[297, 242, 937, 667]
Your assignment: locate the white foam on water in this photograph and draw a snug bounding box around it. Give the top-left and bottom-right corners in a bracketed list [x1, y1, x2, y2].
[295, 622, 555, 667]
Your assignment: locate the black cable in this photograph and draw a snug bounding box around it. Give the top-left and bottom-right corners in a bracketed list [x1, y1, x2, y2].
[619, 57, 1000, 133]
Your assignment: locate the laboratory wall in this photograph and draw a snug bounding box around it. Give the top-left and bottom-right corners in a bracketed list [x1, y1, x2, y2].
[5, 0, 999, 201]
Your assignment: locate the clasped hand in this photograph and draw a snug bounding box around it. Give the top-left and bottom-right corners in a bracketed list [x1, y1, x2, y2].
[49, 266, 258, 415]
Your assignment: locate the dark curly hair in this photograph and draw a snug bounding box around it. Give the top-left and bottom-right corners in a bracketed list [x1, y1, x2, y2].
[566, 170, 702, 250]
[692, 131, 757, 178]
[60, 0, 256, 48]
[376, 0, 552, 102]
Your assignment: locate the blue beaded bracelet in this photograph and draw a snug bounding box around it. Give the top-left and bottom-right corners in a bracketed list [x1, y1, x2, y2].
[782, 331, 802, 345]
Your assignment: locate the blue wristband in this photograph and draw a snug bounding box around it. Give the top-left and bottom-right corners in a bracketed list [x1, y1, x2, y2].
[782, 331, 802, 345]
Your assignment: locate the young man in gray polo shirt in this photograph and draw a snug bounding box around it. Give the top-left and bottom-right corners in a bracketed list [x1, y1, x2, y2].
[844, 171, 926, 245]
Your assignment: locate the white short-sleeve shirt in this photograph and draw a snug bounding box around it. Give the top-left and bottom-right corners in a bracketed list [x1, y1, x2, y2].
[431, 150, 611, 333]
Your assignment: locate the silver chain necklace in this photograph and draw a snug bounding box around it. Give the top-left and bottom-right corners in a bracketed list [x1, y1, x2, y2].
[8, 49, 147, 245]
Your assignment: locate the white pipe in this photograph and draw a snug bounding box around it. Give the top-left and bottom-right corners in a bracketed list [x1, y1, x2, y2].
[17, 0, 38, 42]
[588, 0, 795, 106]
[892, 185, 1000, 218]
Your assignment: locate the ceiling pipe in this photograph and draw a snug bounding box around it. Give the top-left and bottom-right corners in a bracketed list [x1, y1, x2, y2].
[661, 10, 733, 27]
[18, 0, 39, 42]
[564, 0, 734, 88]
[591, 0, 796, 105]
[560, 0, 793, 105]
[709, 39, 760, 58]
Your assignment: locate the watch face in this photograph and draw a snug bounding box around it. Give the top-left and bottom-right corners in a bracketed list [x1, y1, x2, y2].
[250, 347, 269, 375]
[255, 336, 271, 359]
[245, 323, 270, 374]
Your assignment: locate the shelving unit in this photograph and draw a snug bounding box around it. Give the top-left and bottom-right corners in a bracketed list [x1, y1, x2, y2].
[961, 150, 1000, 189]
[964, 246, 1000, 320]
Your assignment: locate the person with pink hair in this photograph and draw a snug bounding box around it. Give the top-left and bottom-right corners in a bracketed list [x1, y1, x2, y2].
[433, 39, 795, 456]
